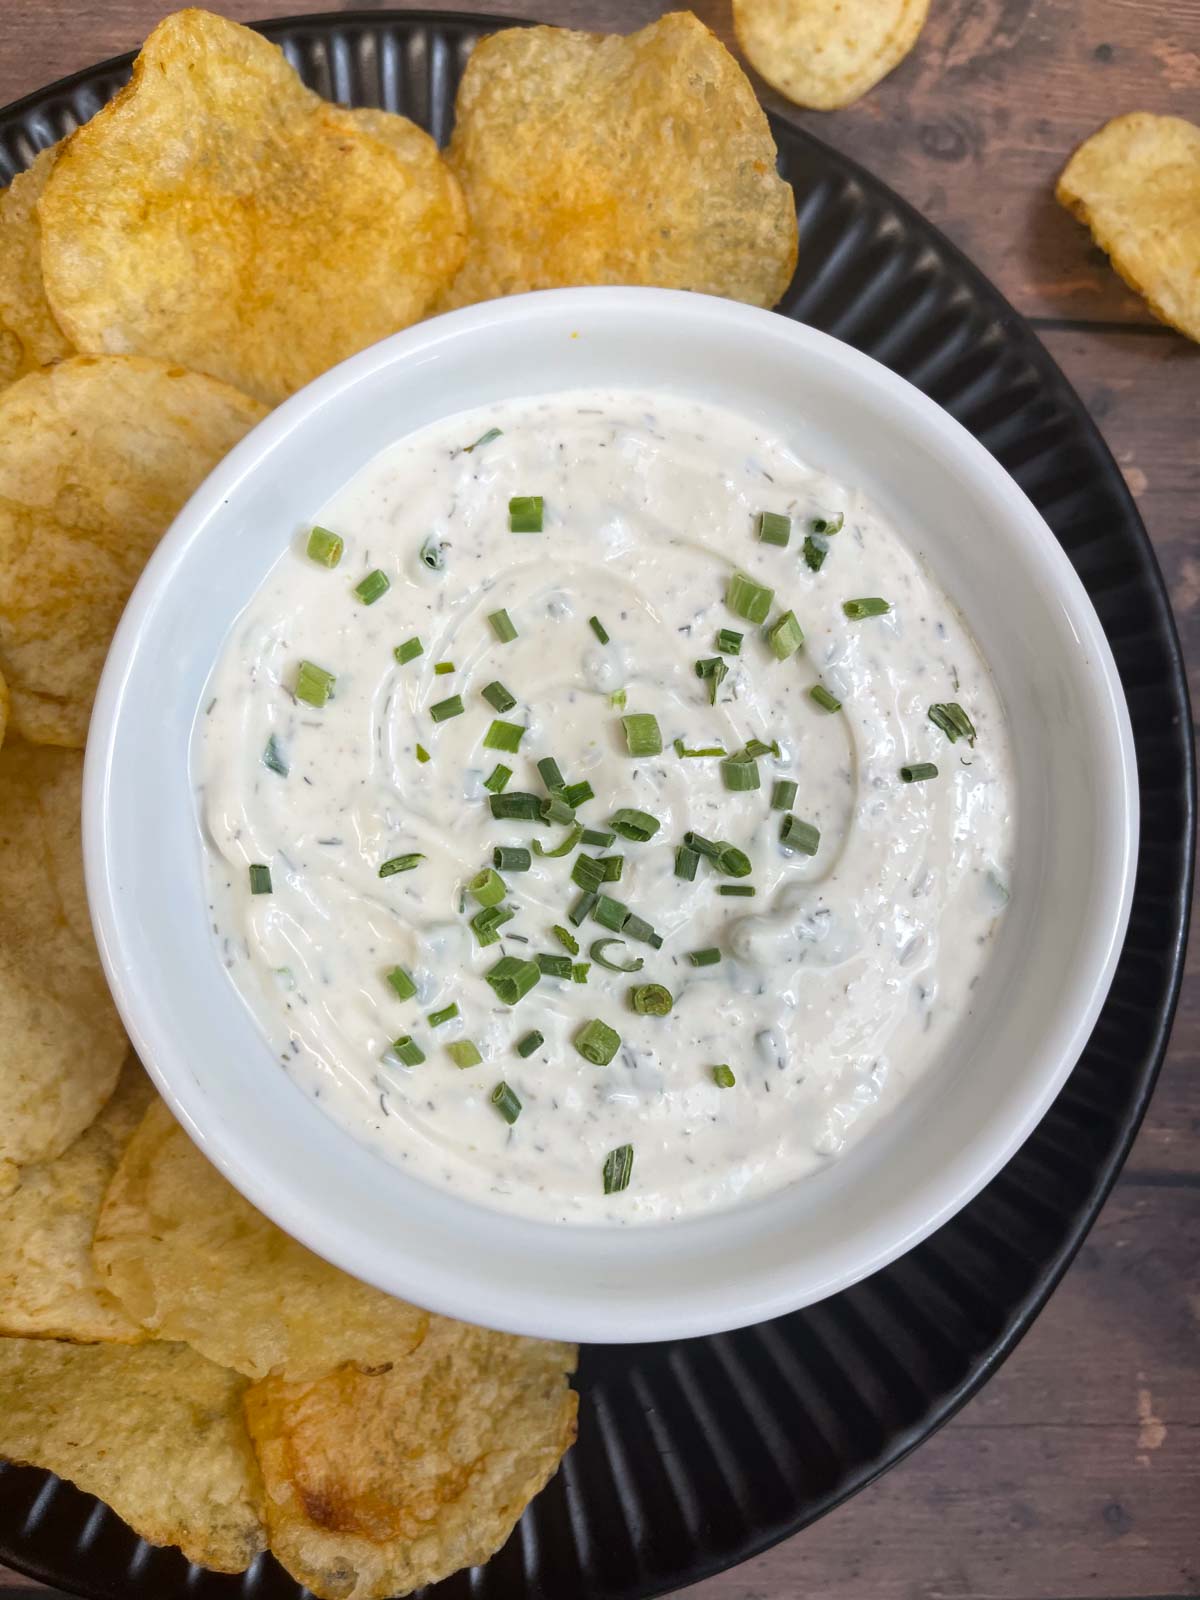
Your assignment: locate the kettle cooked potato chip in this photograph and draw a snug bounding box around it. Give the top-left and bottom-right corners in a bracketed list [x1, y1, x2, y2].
[1056, 112, 1200, 343]
[442, 13, 797, 311]
[0, 146, 73, 389]
[732, 0, 929, 111]
[244, 1320, 578, 1600]
[38, 9, 468, 403]
[0, 355, 264, 747]
[0, 1336, 266, 1572]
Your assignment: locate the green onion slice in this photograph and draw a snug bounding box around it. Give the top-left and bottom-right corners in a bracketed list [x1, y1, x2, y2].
[541, 793, 576, 826]
[721, 752, 760, 792]
[468, 866, 506, 907]
[771, 778, 798, 811]
[592, 894, 629, 932]
[509, 495, 544, 533]
[295, 660, 335, 708]
[354, 568, 390, 605]
[448, 1040, 483, 1070]
[415, 744, 431, 765]
[536, 953, 573, 979]
[563, 780, 594, 808]
[537, 756, 566, 793]
[589, 938, 644, 973]
[532, 822, 583, 857]
[517, 1030, 544, 1057]
[928, 702, 977, 745]
[576, 1019, 621, 1066]
[812, 512, 845, 535]
[674, 738, 726, 759]
[900, 762, 940, 783]
[843, 597, 891, 619]
[568, 890, 598, 926]
[756, 510, 791, 547]
[694, 656, 728, 706]
[488, 608, 517, 642]
[573, 962, 591, 984]
[464, 427, 502, 453]
[766, 609, 804, 660]
[493, 846, 531, 872]
[622, 712, 662, 757]
[727, 570, 775, 624]
[589, 616, 610, 644]
[810, 684, 841, 713]
[684, 831, 722, 860]
[262, 735, 288, 777]
[490, 790, 542, 821]
[482, 681, 516, 712]
[803, 534, 828, 573]
[379, 853, 424, 877]
[743, 737, 781, 759]
[780, 813, 821, 855]
[483, 719, 525, 751]
[715, 842, 752, 877]
[483, 763, 512, 794]
[386, 965, 417, 1000]
[571, 854, 606, 892]
[718, 884, 756, 896]
[712, 1064, 736, 1088]
[602, 1143, 634, 1193]
[306, 525, 343, 567]
[471, 905, 514, 946]
[430, 694, 465, 723]
[419, 535, 445, 572]
[491, 1080, 522, 1120]
[248, 863, 272, 895]
[609, 807, 660, 842]
[485, 955, 541, 1005]
[675, 844, 699, 881]
[631, 983, 673, 1016]
[581, 828, 615, 848]
[553, 924, 580, 955]
[688, 948, 722, 967]
[427, 1002, 458, 1026]
[394, 636, 423, 665]
[388, 1034, 425, 1067]
[716, 628, 743, 655]
[600, 855, 624, 882]
[434, 661, 455, 676]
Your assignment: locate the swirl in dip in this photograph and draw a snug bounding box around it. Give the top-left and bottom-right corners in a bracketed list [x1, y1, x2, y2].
[196, 390, 1014, 1224]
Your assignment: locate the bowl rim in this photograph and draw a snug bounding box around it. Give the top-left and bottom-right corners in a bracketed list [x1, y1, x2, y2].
[83, 285, 1139, 1342]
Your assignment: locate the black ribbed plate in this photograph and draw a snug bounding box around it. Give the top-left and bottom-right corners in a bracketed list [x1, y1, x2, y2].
[0, 13, 1193, 1600]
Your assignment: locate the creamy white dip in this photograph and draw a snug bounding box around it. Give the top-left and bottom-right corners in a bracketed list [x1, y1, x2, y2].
[195, 390, 1014, 1225]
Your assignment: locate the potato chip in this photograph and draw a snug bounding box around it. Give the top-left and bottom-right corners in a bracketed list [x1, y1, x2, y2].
[244, 1318, 578, 1599]
[1056, 113, 1200, 343]
[0, 355, 264, 747]
[93, 1099, 429, 1380]
[442, 14, 797, 311]
[0, 740, 127, 1174]
[0, 1059, 153, 1341]
[0, 663, 8, 752]
[0, 1336, 265, 1571]
[731, 0, 929, 110]
[39, 9, 468, 404]
[0, 146, 73, 389]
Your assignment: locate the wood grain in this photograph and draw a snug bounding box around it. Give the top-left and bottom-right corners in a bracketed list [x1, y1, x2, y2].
[0, 3, 1196, 1598]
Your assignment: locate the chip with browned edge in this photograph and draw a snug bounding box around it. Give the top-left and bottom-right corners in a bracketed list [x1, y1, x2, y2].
[732, 0, 929, 110]
[0, 356, 264, 747]
[39, 10, 468, 404]
[244, 1318, 578, 1600]
[93, 1098, 429, 1381]
[442, 13, 797, 311]
[1057, 112, 1200, 344]
[0, 1337, 265, 1571]
[0, 1059, 153, 1341]
[0, 147, 73, 389]
[0, 741, 127, 1177]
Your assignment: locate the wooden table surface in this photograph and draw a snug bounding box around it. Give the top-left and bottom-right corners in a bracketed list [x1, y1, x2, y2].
[2, 1, 1196, 1597]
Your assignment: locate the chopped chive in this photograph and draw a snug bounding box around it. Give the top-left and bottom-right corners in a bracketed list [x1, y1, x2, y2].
[448, 1040, 483, 1070]
[464, 426, 501, 453]
[803, 534, 828, 572]
[537, 952, 574, 979]
[262, 734, 288, 777]
[592, 894, 629, 932]
[415, 744, 431, 764]
[306, 525, 343, 567]
[688, 948, 722, 967]
[571, 854, 606, 892]
[721, 752, 760, 792]
[718, 884, 756, 896]
[485, 956, 541, 1006]
[622, 712, 662, 757]
[576, 1019, 621, 1066]
[394, 636, 423, 666]
[532, 822, 583, 857]
[537, 756, 566, 793]
[493, 846, 531, 872]
[489, 790, 544, 819]
[695, 656, 728, 706]
[517, 1030, 544, 1057]
[483, 763, 512, 794]
[767, 610, 804, 660]
[581, 827, 615, 848]
[482, 681, 516, 712]
[483, 719, 525, 752]
[600, 855, 624, 882]
[389, 1034, 425, 1067]
[675, 844, 699, 881]
[568, 889, 598, 926]
[248, 863, 272, 895]
[509, 495, 544, 532]
[471, 905, 514, 947]
[553, 925, 580, 955]
[727, 571, 775, 624]
[609, 807, 660, 842]
[716, 628, 743, 655]
[712, 1064, 736, 1088]
[590, 938, 644, 973]
[572, 962, 591, 983]
[589, 616, 610, 644]
[608, 688, 627, 710]
[715, 842, 752, 877]
[488, 608, 517, 643]
[843, 597, 891, 619]
[563, 780, 594, 808]
[780, 813, 821, 855]
[386, 965, 417, 1000]
[810, 684, 842, 713]
[631, 983, 673, 1016]
[684, 831, 722, 860]
[434, 661, 455, 676]
[901, 762, 940, 783]
[541, 793, 576, 826]
[756, 510, 791, 546]
[674, 738, 726, 759]
[928, 702, 977, 745]
[812, 512, 844, 536]
[602, 1143, 634, 1193]
[427, 1002, 459, 1026]
[743, 738, 781, 759]
[419, 535, 445, 571]
[295, 660, 335, 708]
[430, 694, 465, 722]
[771, 778, 798, 811]
[379, 853, 424, 877]
[468, 867, 506, 907]
[354, 568, 390, 605]
[491, 1080, 521, 1120]
[622, 913, 661, 948]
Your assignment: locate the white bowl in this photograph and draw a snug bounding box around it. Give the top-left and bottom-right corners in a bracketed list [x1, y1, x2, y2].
[84, 288, 1137, 1344]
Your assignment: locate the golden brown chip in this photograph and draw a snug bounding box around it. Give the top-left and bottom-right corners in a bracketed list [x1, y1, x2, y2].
[0, 355, 264, 746]
[1056, 112, 1200, 343]
[0, 1336, 265, 1571]
[442, 13, 797, 311]
[245, 1318, 578, 1600]
[0, 662, 8, 751]
[0, 740, 127, 1174]
[38, 9, 468, 404]
[0, 1059, 154, 1341]
[732, 0, 929, 110]
[93, 1098, 429, 1380]
[0, 146, 73, 389]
